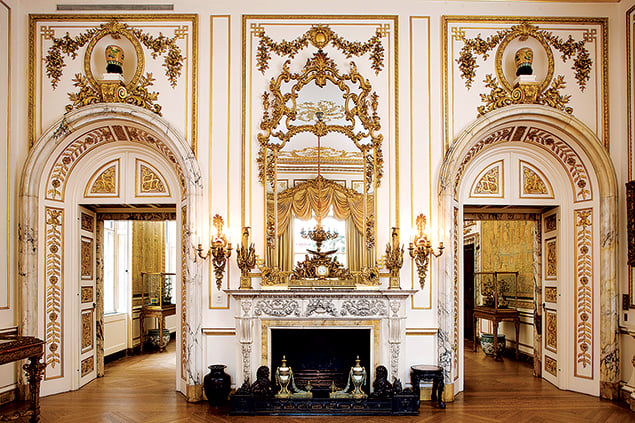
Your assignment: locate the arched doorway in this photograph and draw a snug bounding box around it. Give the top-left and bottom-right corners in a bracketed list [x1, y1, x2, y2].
[18, 104, 204, 400]
[437, 105, 618, 399]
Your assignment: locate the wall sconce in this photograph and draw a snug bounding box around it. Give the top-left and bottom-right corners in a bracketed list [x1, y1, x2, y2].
[197, 214, 232, 290]
[408, 214, 444, 288]
[384, 227, 404, 289]
[236, 226, 256, 289]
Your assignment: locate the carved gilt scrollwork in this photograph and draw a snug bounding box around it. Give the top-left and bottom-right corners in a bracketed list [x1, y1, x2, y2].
[456, 21, 592, 116]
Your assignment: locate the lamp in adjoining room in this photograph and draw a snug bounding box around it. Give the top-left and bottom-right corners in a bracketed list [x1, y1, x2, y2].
[197, 214, 232, 290]
[408, 213, 444, 288]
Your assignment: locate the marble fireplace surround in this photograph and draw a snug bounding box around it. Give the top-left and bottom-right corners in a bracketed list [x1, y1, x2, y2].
[227, 289, 416, 387]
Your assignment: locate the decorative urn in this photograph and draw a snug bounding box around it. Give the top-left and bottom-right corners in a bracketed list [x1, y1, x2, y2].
[514, 47, 534, 76]
[203, 364, 231, 407]
[105, 44, 125, 74]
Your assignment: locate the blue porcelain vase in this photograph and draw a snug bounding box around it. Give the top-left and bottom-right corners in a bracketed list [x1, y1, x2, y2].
[480, 334, 506, 356]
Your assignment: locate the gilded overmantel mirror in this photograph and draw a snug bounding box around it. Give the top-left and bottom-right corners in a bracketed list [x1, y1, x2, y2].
[257, 34, 384, 288]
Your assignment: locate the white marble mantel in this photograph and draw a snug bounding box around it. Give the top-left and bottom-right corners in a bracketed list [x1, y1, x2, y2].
[226, 289, 416, 384]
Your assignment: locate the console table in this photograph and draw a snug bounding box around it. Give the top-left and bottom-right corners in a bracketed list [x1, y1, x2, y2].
[0, 336, 46, 423]
[139, 303, 176, 352]
[410, 365, 445, 409]
[472, 306, 520, 360]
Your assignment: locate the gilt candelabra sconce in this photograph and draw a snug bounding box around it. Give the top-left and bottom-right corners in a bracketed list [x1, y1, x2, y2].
[236, 226, 257, 289]
[408, 214, 444, 289]
[384, 227, 404, 290]
[197, 214, 232, 290]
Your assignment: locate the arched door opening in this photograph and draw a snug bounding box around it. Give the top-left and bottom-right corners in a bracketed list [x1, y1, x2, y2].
[19, 104, 204, 400]
[438, 105, 618, 399]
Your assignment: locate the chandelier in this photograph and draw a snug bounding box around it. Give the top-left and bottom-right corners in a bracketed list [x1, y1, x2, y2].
[300, 111, 338, 254]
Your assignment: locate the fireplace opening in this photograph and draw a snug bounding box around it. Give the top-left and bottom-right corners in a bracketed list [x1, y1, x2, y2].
[270, 328, 371, 398]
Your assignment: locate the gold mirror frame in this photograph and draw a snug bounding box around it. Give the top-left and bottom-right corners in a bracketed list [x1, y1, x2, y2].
[257, 49, 383, 286]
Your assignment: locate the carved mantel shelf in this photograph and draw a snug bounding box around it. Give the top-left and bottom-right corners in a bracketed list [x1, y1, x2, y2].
[226, 289, 417, 384]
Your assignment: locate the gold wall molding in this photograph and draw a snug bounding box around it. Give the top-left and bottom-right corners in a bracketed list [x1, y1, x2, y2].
[1, 1, 9, 311]
[29, 14, 198, 151]
[574, 208, 593, 379]
[453, 207, 459, 381]
[443, 16, 609, 152]
[180, 205, 187, 382]
[44, 207, 63, 380]
[627, 6, 635, 179]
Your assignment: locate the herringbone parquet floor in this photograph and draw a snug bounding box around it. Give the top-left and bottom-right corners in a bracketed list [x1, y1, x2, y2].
[39, 341, 633, 422]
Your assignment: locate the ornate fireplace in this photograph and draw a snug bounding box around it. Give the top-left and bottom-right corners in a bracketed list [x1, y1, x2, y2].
[227, 289, 415, 388]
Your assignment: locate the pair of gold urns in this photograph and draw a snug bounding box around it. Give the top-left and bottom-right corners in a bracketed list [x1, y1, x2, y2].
[275, 355, 367, 399]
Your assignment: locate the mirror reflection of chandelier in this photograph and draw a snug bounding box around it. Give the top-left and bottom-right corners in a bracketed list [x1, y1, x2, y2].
[300, 110, 339, 255]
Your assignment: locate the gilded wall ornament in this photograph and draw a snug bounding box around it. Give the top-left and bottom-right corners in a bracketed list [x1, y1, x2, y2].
[545, 310, 557, 353]
[523, 166, 548, 195]
[81, 238, 94, 279]
[545, 286, 557, 303]
[139, 164, 167, 194]
[474, 166, 499, 194]
[545, 355, 557, 376]
[81, 356, 94, 377]
[44, 19, 184, 115]
[81, 311, 94, 353]
[254, 24, 386, 74]
[575, 209, 593, 373]
[45, 208, 63, 376]
[89, 164, 117, 194]
[257, 50, 383, 187]
[456, 21, 591, 116]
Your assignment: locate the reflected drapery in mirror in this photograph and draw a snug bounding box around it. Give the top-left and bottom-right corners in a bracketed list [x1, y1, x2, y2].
[257, 34, 384, 286]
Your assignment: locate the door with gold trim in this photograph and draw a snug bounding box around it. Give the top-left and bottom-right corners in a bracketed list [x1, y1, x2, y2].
[78, 206, 97, 387]
[541, 208, 560, 388]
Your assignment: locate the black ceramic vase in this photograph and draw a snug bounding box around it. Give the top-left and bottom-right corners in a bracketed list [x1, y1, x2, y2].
[204, 364, 231, 406]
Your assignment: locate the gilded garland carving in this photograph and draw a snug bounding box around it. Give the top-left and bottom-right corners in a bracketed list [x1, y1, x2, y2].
[254, 24, 386, 74]
[44, 19, 184, 114]
[45, 208, 63, 375]
[575, 209, 593, 373]
[456, 21, 592, 116]
[546, 239, 557, 278]
[81, 356, 94, 377]
[139, 164, 167, 194]
[257, 50, 383, 187]
[81, 311, 94, 353]
[81, 238, 93, 279]
[453, 207, 460, 380]
[545, 214, 557, 232]
[545, 355, 557, 377]
[180, 206, 187, 380]
[545, 310, 557, 353]
[89, 164, 117, 194]
[474, 166, 499, 194]
[545, 286, 557, 303]
[522, 165, 548, 195]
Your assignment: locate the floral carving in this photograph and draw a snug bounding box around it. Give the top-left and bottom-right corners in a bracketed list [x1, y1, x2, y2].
[254, 299, 300, 317]
[575, 209, 593, 373]
[340, 299, 387, 317]
[255, 24, 386, 74]
[305, 299, 338, 317]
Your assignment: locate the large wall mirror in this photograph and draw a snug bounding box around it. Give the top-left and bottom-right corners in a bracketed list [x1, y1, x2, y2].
[257, 42, 384, 287]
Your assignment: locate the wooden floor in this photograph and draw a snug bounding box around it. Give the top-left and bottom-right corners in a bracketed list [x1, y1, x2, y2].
[39, 342, 633, 422]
